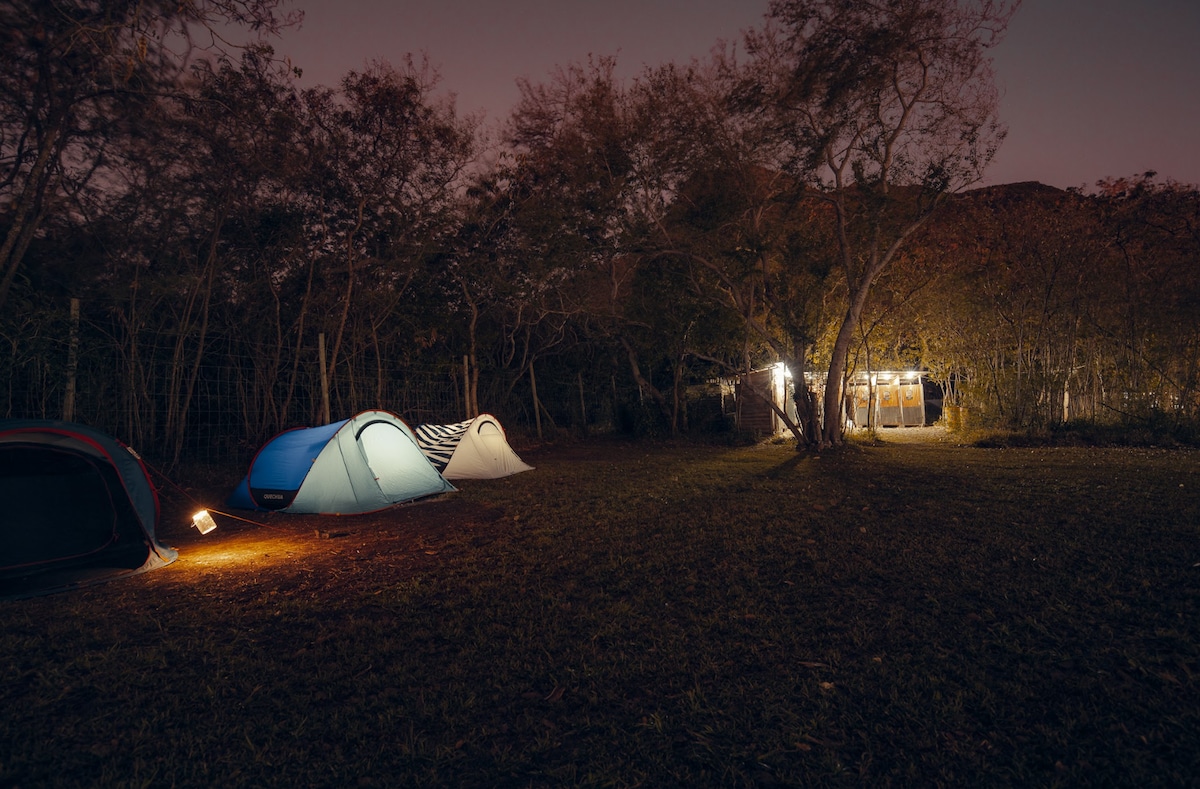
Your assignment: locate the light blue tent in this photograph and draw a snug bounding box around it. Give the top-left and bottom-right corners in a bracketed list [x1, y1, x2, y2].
[227, 410, 454, 514]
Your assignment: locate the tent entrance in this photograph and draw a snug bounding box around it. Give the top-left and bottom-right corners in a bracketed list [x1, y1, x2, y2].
[475, 419, 508, 458]
[0, 443, 149, 595]
[357, 421, 427, 499]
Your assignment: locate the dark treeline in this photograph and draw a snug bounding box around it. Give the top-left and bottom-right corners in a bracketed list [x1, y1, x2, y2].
[3, 0, 1198, 462]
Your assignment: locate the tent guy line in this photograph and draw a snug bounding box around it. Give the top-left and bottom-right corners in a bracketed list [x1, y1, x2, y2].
[141, 457, 288, 534]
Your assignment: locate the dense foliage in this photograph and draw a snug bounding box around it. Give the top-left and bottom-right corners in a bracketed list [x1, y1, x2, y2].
[3, 0, 1198, 461]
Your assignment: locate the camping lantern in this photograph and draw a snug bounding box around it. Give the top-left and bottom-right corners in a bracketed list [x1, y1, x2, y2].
[192, 510, 217, 535]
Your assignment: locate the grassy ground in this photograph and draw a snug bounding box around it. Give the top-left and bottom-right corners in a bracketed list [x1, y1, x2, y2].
[2, 431, 1198, 787]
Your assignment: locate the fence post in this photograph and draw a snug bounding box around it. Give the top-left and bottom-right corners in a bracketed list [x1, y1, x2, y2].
[530, 360, 542, 439]
[318, 332, 331, 425]
[64, 297, 79, 422]
[577, 370, 587, 434]
[463, 354, 471, 419]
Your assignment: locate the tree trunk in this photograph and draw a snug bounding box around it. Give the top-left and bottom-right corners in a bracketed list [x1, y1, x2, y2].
[318, 333, 331, 425]
[166, 240, 219, 466]
[621, 338, 674, 425]
[279, 254, 318, 433]
[327, 201, 367, 406]
[0, 123, 62, 311]
[671, 356, 683, 435]
[787, 339, 820, 447]
[462, 355, 472, 419]
[462, 282, 480, 418]
[822, 281, 874, 447]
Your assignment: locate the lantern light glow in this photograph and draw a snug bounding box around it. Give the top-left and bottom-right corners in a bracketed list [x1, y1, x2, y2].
[192, 510, 217, 535]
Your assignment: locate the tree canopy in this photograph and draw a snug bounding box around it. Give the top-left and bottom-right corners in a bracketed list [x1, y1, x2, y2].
[5, 0, 1200, 459]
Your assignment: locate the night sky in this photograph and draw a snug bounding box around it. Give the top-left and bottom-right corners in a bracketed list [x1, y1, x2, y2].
[266, 0, 1200, 190]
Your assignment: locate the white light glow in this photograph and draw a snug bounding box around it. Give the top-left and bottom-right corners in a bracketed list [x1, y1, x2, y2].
[192, 510, 217, 535]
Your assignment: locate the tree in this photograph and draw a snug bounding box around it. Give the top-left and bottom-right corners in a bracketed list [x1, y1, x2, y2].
[506, 56, 815, 437]
[913, 183, 1100, 428]
[626, 58, 804, 439]
[1091, 174, 1200, 424]
[745, 0, 1018, 446]
[60, 44, 310, 454]
[0, 0, 298, 311]
[502, 58, 661, 431]
[298, 59, 477, 416]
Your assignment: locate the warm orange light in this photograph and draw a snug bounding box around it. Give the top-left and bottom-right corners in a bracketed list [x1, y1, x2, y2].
[191, 510, 217, 535]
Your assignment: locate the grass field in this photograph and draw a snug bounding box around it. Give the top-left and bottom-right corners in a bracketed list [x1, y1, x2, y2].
[2, 432, 1198, 787]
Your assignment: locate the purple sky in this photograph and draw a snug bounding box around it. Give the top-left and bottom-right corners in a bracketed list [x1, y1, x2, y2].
[269, 0, 1200, 190]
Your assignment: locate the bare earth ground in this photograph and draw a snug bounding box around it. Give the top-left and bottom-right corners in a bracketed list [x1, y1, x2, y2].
[152, 495, 516, 601]
[149, 441, 603, 602]
[150, 429, 946, 603]
[7, 426, 1197, 786]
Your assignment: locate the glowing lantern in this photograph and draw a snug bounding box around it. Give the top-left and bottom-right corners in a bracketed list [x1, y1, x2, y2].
[191, 510, 217, 535]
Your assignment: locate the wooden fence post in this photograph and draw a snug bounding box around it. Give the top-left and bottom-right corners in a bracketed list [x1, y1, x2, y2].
[64, 297, 79, 422]
[577, 370, 587, 434]
[463, 355, 471, 419]
[530, 360, 542, 439]
[318, 332, 331, 425]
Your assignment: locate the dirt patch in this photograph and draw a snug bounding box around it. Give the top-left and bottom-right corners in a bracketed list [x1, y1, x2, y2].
[143, 437, 596, 599]
[152, 484, 512, 600]
[147, 432, 953, 599]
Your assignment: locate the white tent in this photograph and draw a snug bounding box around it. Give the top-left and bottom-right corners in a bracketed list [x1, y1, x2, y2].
[414, 414, 533, 480]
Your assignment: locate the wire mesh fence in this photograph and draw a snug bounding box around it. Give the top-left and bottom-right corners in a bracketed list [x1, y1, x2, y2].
[3, 298, 754, 471]
[1, 314, 603, 468]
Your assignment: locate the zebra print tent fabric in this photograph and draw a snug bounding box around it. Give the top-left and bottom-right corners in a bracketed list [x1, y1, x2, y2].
[414, 414, 533, 480]
[414, 420, 470, 472]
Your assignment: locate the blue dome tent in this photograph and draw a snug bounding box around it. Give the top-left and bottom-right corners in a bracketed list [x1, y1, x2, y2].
[0, 420, 177, 599]
[227, 410, 455, 514]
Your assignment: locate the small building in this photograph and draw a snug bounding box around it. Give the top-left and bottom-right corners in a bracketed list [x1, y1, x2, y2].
[846, 371, 935, 428]
[735, 364, 798, 435]
[732, 363, 812, 436]
[725, 366, 938, 436]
